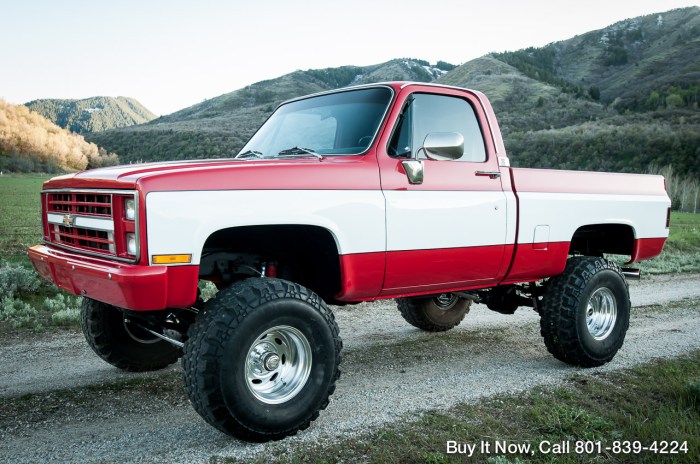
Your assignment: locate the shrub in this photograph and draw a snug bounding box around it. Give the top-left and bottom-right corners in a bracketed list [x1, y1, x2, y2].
[51, 308, 81, 326]
[0, 296, 39, 328]
[199, 280, 218, 302]
[0, 264, 42, 299]
[44, 294, 82, 326]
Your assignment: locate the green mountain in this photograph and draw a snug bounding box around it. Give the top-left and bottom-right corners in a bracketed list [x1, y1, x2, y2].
[86, 59, 453, 163]
[25, 96, 157, 134]
[439, 6, 700, 177]
[87, 7, 699, 182]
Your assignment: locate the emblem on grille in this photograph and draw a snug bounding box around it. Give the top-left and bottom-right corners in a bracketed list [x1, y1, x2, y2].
[63, 214, 75, 228]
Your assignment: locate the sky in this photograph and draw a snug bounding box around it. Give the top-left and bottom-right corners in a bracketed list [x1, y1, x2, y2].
[1, 0, 698, 116]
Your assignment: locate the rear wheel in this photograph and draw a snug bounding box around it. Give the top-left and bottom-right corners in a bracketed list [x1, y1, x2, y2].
[80, 298, 180, 372]
[182, 278, 342, 441]
[539, 257, 630, 367]
[397, 293, 471, 332]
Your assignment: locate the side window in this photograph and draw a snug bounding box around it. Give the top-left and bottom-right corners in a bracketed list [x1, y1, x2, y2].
[388, 93, 486, 162]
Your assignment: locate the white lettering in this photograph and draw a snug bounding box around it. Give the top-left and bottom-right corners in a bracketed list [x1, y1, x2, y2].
[495, 441, 532, 454]
[445, 441, 477, 456]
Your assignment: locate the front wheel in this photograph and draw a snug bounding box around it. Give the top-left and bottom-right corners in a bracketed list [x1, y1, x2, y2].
[182, 278, 342, 441]
[397, 293, 471, 332]
[539, 257, 630, 367]
[80, 298, 180, 372]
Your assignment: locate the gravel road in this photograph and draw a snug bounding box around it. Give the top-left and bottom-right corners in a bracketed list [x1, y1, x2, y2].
[1, 273, 699, 463]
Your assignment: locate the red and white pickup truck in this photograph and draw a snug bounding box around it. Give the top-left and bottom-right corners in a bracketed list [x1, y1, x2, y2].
[29, 82, 671, 441]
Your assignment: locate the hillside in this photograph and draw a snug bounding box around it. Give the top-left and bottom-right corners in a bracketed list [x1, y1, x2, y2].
[87, 7, 699, 181]
[439, 7, 700, 178]
[25, 96, 157, 134]
[490, 7, 700, 112]
[86, 59, 453, 162]
[0, 99, 118, 172]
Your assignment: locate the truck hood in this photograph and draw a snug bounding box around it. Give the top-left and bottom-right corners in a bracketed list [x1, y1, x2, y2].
[42, 156, 377, 192]
[45, 159, 250, 187]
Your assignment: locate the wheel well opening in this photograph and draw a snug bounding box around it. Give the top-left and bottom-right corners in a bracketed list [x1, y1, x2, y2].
[569, 224, 634, 258]
[199, 225, 341, 302]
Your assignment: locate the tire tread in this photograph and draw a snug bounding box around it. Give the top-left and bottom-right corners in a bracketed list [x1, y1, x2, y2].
[182, 278, 342, 441]
[539, 257, 630, 367]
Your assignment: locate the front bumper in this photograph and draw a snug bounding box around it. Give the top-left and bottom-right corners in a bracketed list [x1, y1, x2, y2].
[28, 245, 199, 311]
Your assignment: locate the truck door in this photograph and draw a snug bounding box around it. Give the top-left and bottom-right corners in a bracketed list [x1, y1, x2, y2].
[377, 86, 510, 296]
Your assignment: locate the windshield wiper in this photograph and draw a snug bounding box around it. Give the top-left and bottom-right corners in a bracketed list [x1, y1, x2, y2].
[235, 150, 264, 159]
[277, 147, 323, 160]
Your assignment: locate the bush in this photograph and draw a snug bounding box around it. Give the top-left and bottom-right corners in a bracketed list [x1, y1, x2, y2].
[0, 264, 43, 298]
[44, 294, 82, 326]
[0, 296, 39, 329]
[51, 308, 81, 326]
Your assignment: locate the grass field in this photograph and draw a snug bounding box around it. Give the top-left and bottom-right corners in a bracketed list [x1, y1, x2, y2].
[0, 174, 48, 260]
[638, 212, 700, 274]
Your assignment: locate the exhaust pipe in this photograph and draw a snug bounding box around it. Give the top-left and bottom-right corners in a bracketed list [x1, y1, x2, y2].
[621, 268, 641, 280]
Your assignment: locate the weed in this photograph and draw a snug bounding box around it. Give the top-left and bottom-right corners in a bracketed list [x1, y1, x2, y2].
[686, 378, 700, 411]
[198, 280, 218, 302]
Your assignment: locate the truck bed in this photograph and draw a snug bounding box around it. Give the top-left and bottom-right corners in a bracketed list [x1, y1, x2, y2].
[503, 167, 670, 283]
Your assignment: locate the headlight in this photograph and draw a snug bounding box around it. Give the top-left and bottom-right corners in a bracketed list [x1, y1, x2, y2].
[126, 233, 137, 255]
[125, 198, 136, 221]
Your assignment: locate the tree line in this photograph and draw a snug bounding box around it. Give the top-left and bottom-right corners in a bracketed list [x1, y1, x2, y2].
[650, 165, 700, 213]
[0, 99, 118, 172]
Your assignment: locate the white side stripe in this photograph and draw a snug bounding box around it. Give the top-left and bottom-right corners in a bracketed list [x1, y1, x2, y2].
[517, 192, 670, 243]
[384, 190, 510, 250]
[146, 190, 386, 265]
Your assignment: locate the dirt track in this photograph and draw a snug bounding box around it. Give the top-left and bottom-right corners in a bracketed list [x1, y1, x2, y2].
[1, 273, 699, 463]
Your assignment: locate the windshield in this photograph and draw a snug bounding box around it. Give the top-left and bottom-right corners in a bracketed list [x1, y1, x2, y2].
[238, 87, 393, 158]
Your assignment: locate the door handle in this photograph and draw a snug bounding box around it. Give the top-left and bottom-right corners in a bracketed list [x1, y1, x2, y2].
[475, 170, 501, 179]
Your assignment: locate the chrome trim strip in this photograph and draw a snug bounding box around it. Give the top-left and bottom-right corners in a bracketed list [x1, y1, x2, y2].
[47, 213, 115, 232]
[42, 241, 139, 264]
[42, 188, 136, 195]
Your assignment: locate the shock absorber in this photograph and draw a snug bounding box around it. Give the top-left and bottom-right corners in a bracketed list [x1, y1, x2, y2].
[260, 262, 278, 278]
[267, 262, 278, 278]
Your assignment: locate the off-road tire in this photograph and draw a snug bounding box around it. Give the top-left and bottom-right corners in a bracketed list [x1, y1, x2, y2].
[80, 298, 180, 372]
[540, 257, 630, 367]
[182, 278, 342, 442]
[397, 294, 471, 332]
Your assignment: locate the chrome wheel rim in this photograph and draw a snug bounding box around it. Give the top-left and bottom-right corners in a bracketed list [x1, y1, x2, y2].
[434, 293, 458, 309]
[245, 325, 312, 404]
[586, 287, 617, 340]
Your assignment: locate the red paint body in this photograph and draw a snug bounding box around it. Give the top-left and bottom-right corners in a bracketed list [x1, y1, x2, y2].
[28, 82, 671, 311]
[29, 245, 197, 310]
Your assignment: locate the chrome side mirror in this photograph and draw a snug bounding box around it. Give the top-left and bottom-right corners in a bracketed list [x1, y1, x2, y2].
[418, 132, 464, 161]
